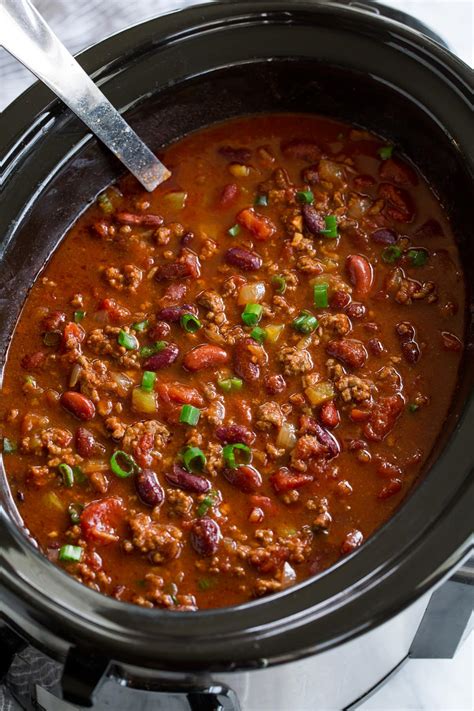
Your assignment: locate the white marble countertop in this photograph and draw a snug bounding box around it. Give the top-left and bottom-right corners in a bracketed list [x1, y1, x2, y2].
[0, 1, 472, 709]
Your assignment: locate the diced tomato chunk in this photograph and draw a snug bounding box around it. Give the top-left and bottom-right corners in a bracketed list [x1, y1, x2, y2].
[270, 467, 313, 493]
[237, 208, 276, 241]
[80, 497, 125, 545]
[156, 381, 204, 407]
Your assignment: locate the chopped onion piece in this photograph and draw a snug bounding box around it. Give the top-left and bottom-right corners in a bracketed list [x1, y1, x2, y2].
[111, 372, 133, 396]
[319, 159, 345, 185]
[281, 561, 297, 587]
[69, 363, 83, 388]
[276, 422, 297, 450]
[238, 281, 266, 305]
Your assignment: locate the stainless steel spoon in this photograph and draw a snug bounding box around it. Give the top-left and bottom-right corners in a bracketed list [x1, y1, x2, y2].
[0, 0, 171, 191]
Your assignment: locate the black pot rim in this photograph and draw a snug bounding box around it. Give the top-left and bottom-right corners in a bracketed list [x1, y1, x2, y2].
[0, 0, 473, 671]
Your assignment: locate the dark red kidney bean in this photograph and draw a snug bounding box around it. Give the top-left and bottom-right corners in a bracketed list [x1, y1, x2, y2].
[341, 529, 364, 554]
[135, 469, 165, 507]
[319, 401, 340, 429]
[143, 343, 179, 371]
[165, 464, 211, 494]
[21, 351, 45, 371]
[345, 302, 366, 320]
[302, 204, 325, 235]
[314, 423, 340, 458]
[346, 438, 367, 451]
[378, 478, 403, 499]
[190, 517, 221, 556]
[265, 374, 286, 395]
[281, 139, 321, 162]
[183, 344, 229, 371]
[148, 321, 171, 341]
[155, 252, 201, 281]
[367, 338, 384, 356]
[402, 340, 421, 364]
[370, 228, 397, 245]
[395, 321, 416, 342]
[233, 338, 260, 382]
[61, 391, 96, 421]
[76, 427, 97, 458]
[42, 310, 66, 332]
[330, 290, 351, 309]
[116, 212, 163, 226]
[346, 254, 373, 297]
[219, 183, 239, 208]
[441, 331, 462, 352]
[224, 246, 262, 271]
[326, 338, 368, 369]
[218, 145, 251, 162]
[223, 465, 262, 493]
[215, 424, 256, 445]
[156, 304, 198, 323]
[377, 460, 403, 478]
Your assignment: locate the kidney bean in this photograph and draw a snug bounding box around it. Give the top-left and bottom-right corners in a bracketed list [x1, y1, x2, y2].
[346, 438, 367, 451]
[367, 338, 384, 356]
[183, 344, 229, 371]
[314, 423, 340, 458]
[402, 340, 421, 364]
[281, 139, 321, 162]
[233, 338, 261, 382]
[135, 469, 165, 507]
[346, 254, 373, 297]
[21, 351, 45, 371]
[379, 158, 417, 186]
[377, 460, 402, 478]
[265, 374, 286, 395]
[301, 164, 319, 184]
[415, 218, 443, 239]
[165, 464, 211, 494]
[364, 395, 404, 442]
[341, 529, 364, 554]
[42, 310, 66, 332]
[319, 401, 340, 429]
[326, 338, 368, 369]
[218, 145, 251, 162]
[224, 246, 262, 271]
[395, 321, 415, 342]
[330, 290, 351, 310]
[219, 183, 239, 208]
[143, 343, 179, 371]
[346, 302, 366, 320]
[156, 304, 198, 323]
[236, 208, 276, 241]
[270, 467, 313, 493]
[378, 478, 403, 499]
[154, 252, 201, 281]
[223, 464, 262, 493]
[379, 183, 415, 223]
[441, 331, 463, 352]
[190, 517, 221, 556]
[116, 211, 163, 226]
[302, 204, 325, 235]
[148, 321, 171, 341]
[76, 427, 99, 458]
[370, 228, 397, 245]
[215, 424, 256, 445]
[61, 391, 96, 421]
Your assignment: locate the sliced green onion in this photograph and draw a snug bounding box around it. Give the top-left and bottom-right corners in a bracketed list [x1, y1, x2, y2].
[228, 224, 241, 237]
[254, 194, 268, 206]
[58, 463, 74, 488]
[68, 502, 83, 524]
[110, 450, 139, 478]
[141, 370, 156, 393]
[241, 303, 263, 327]
[181, 313, 202, 333]
[382, 245, 402, 264]
[250, 326, 267, 343]
[97, 192, 114, 214]
[271, 275, 287, 294]
[198, 577, 214, 591]
[118, 330, 139, 350]
[320, 215, 338, 238]
[181, 446, 206, 473]
[408, 403, 419, 413]
[74, 310, 85, 323]
[72, 465, 87, 484]
[179, 404, 200, 426]
[378, 145, 393, 160]
[42, 332, 61, 347]
[218, 377, 243, 393]
[59, 544, 83, 563]
[197, 491, 218, 517]
[296, 190, 314, 204]
[2, 438, 17, 454]
[313, 283, 329, 308]
[140, 341, 166, 358]
[132, 319, 149, 332]
[292, 311, 318, 334]
[408, 249, 428, 267]
[223, 443, 252, 469]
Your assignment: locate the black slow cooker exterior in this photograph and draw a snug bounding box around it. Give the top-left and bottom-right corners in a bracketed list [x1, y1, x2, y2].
[1, 0, 473, 681]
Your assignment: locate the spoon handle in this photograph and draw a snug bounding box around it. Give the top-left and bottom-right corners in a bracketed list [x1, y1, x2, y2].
[0, 0, 171, 191]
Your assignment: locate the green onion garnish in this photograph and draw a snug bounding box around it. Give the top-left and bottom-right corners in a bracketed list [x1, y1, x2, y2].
[292, 310, 318, 334]
[250, 326, 267, 343]
[181, 446, 206, 473]
[382, 245, 402, 263]
[68, 502, 83, 524]
[197, 491, 218, 517]
[407, 249, 428, 267]
[59, 544, 83, 562]
[254, 194, 268, 206]
[72, 465, 87, 484]
[140, 341, 166, 358]
[179, 404, 200, 426]
[313, 283, 329, 308]
[181, 313, 202, 333]
[58, 463, 74, 488]
[228, 224, 241, 237]
[198, 577, 214, 591]
[378, 145, 394, 160]
[320, 215, 338, 238]
[97, 192, 114, 214]
[110, 450, 139, 478]
[74, 310, 85, 323]
[241, 303, 263, 327]
[271, 275, 287, 294]
[132, 320, 149, 332]
[2, 438, 17, 454]
[141, 370, 156, 393]
[296, 190, 314, 204]
[408, 403, 419, 413]
[218, 377, 243, 393]
[118, 330, 139, 350]
[223, 442, 252, 469]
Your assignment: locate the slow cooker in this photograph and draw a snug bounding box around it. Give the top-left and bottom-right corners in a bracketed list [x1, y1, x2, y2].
[1, 1, 473, 709]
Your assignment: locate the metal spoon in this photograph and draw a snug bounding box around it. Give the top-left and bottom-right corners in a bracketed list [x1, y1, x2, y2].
[0, 0, 171, 191]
